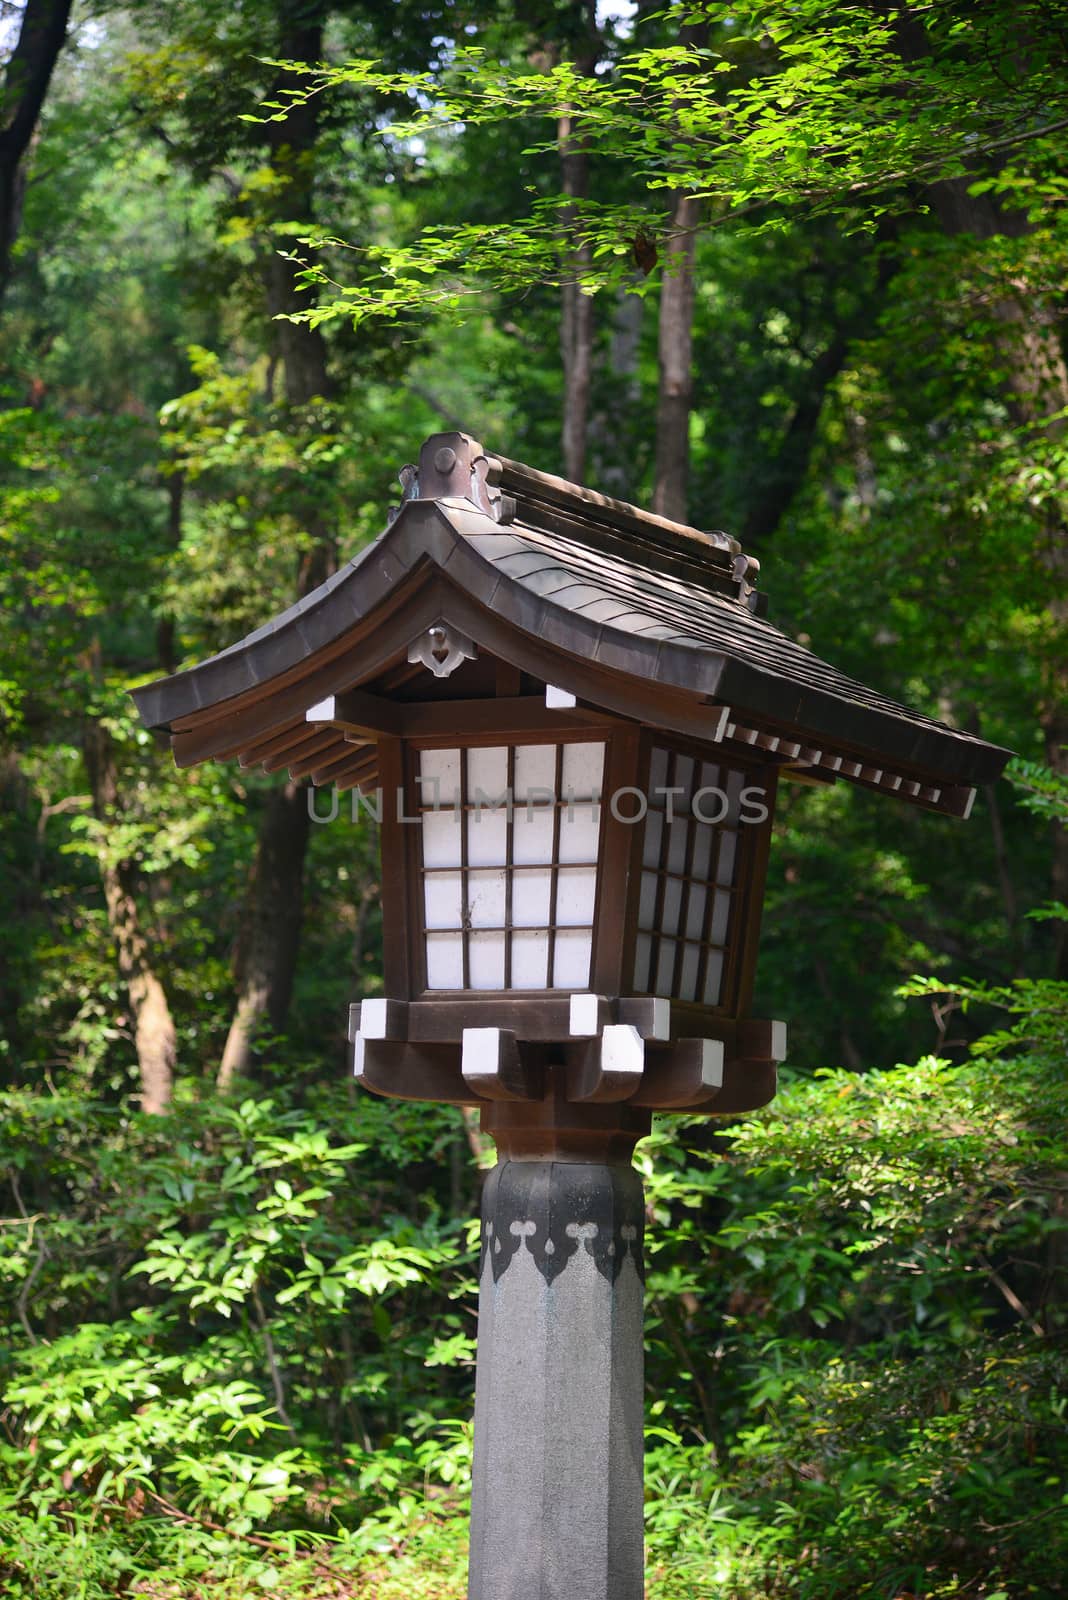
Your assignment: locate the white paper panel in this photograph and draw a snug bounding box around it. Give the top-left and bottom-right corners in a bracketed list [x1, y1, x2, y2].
[467, 745, 508, 802]
[716, 831, 737, 886]
[674, 754, 695, 802]
[667, 819, 689, 875]
[558, 804, 600, 864]
[511, 929, 549, 988]
[690, 824, 713, 881]
[514, 743, 557, 802]
[552, 929, 592, 990]
[638, 871, 658, 929]
[678, 942, 701, 1002]
[419, 747, 461, 805]
[556, 866, 597, 927]
[684, 883, 706, 940]
[633, 932, 652, 991]
[642, 808, 663, 869]
[710, 889, 731, 945]
[661, 876, 683, 936]
[468, 931, 506, 990]
[467, 869, 507, 928]
[425, 932, 463, 989]
[511, 867, 553, 927]
[561, 741, 605, 801]
[467, 806, 508, 867]
[512, 806, 556, 864]
[422, 810, 462, 868]
[424, 871, 463, 930]
[654, 939, 677, 996]
[702, 949, 724, 1006]
[700, 761, 720, 792]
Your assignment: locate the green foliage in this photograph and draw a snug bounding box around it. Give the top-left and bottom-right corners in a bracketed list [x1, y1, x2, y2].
[0, 1084, 476, 1594]
[255, 2, 1068, 324]
[3, 1034, 1064, 1597]
[3, 1, 1066, 1595]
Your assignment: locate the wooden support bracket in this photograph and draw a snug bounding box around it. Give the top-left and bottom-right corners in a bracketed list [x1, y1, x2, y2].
[354, 1037, 474, 1104]
[568, 1024, 645, 1103]
[461, 1028, 541, 1101]
[629, 1039, 723, 1108]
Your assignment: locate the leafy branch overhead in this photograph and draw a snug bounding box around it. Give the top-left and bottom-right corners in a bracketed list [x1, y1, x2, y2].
[248, 1, 1068, 325]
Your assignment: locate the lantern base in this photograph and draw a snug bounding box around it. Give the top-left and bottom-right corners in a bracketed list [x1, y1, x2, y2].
[349, 994, 784, 1117]
[467, 1117, 646, 1600]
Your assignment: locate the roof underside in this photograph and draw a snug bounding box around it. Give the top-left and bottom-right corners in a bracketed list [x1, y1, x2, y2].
[132, 459, 1011, 817]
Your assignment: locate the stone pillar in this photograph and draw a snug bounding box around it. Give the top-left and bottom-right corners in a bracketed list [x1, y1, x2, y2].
[467, 1100, 649, 1600]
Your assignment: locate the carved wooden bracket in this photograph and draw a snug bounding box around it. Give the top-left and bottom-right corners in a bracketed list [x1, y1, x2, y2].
[407, 622, 478, 679]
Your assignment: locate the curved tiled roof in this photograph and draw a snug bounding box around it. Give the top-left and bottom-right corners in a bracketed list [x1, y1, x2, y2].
[132, 433, 1010, 811]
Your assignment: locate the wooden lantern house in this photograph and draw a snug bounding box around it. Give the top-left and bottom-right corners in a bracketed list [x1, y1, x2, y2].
[132, 431, 1010, 1600]
[133, 430, 1008, 1139]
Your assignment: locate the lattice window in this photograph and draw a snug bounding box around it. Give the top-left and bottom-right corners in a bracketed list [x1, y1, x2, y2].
[417, 741, 605, 991]
[632, 747, 749, 1006]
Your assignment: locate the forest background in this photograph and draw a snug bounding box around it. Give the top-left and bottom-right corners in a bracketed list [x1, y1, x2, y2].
[1, 1, 1067, 1596]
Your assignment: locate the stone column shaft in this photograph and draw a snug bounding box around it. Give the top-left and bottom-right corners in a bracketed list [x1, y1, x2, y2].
[467, 1153, 645, 1600]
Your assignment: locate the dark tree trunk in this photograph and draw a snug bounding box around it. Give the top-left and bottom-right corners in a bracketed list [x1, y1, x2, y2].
[558, 113, 594, 484]
[217, 3, 335, 1089]
[590, 285, 644, 497]
[83, 722, 175, 1114]
[0, 0, 72, 305]
[217, 780, 311, 1091]
[556, 5, 600, 484]
[261, 8, 332, 411]
[652, 191, 700, 522]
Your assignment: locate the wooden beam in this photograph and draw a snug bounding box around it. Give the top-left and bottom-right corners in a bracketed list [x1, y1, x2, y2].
[309, 744, 373, 786]
[568, 993, 615, 1037]
[237, 719, 308, 768]
[265, 729, 338, 776]
[618, 996, 673, 1041]
[335, 760, 381, 794]
[399, 696, 613, 738]
[737, 1018, 787, 1062]
[408, 996, 577, 1043]
[351, 998, 409, 1041]
[306, 687, 403, 740]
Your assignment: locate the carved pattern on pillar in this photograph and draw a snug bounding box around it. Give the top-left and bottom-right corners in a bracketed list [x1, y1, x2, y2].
[480, 1161, 645, 1284]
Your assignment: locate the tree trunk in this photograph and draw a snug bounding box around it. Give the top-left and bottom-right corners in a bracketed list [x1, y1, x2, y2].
[558, 111, 594, 484]
[556, 5, 600, 485]
[652, 191, 700, 522]
[217, 779, 311, 1091]
[0, 0, 73, 305]
[261, 8, 332, 412]
[217, 4, 334, 1090]
[83, 721, 175, 1114]
[590, 285, 644, 497]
